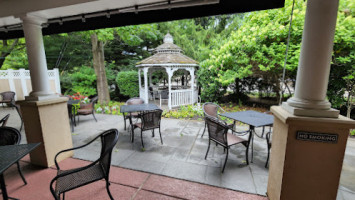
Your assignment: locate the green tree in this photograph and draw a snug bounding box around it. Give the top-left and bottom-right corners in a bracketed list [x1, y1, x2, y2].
[116, 71, 139, 97]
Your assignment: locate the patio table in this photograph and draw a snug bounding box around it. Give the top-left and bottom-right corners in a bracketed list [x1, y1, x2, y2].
[120, 104, 160, 142]
[219, 110, 274, 163]
[0, 143, 40, 200]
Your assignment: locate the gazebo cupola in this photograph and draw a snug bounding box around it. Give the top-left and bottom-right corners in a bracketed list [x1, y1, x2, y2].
[136, 33, 199, 109]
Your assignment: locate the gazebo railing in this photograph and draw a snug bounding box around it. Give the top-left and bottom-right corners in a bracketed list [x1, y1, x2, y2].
[171, 89, 194, 107]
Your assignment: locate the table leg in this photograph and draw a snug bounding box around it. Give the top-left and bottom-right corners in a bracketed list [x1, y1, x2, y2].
[129, 115, 134, 143]
[250, 126, 255, 163]
[0, 173, 8, 200]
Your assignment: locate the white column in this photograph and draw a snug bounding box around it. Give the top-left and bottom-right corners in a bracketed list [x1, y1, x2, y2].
[19, 68, 28, 97]
[166, 68, 173, 109]
[189, 68, 195, 104]
[21, 14, 56, 100]
[53, 68, 61, 94]
[149, 70, 153, 87]
[283, 0, 340, 118]
[143, 67, 149, 104]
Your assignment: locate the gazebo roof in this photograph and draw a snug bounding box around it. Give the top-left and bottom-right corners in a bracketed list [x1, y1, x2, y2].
[136, 33, 198, 67]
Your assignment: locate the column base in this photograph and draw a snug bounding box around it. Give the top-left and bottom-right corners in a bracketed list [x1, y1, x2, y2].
[282, 102, 339, 118]
[18, 97, 73, 167]
[25, 93, 59, 101]
[267, 106, 355, 200]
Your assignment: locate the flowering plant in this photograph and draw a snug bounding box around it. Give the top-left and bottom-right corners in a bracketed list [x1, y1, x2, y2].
[69, 92, 90, 104]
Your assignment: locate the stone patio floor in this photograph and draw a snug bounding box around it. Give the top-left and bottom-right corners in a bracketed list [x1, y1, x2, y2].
[2, 107, 355, 199]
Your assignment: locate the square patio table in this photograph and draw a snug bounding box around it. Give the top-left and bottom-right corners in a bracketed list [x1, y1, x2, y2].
[219, 110, 274, 164]
[0, 143, 40, 200]
[120, 104, 160, 142]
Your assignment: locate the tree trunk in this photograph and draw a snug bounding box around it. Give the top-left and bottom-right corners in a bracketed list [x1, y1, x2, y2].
[91, 34, 110, 105]
[235, 78, 240, 101]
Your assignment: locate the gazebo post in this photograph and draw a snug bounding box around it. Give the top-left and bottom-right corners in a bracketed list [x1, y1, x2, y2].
[166, 68, 173, 109]
[149, 69, 152, 87]
[189, 68, 195, 105]
[143, 67, 149, 104]
[138, 69, 142, 98]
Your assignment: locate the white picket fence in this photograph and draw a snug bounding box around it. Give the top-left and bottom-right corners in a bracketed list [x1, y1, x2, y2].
[0, 68, 61, 100]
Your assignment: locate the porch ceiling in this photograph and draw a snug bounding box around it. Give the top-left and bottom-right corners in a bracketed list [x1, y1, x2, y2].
[0, 0, 285, 40]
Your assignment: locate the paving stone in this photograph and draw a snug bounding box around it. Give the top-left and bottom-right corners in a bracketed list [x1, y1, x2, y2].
[161, 160, 207, 183]
[119, 157, 166, 174]
[252, 173, 268, 196]
[220, 161, 257, 194]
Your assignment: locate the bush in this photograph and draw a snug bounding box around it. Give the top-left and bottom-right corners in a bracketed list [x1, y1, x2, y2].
[116, 71, 139, 97]
[61, 66, 97, 96]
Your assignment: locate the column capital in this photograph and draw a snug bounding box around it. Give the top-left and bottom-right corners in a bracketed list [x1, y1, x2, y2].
[19, 14, 47, 26]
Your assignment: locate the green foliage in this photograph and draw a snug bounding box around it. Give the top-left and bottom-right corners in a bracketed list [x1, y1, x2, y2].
[62, 66, 97, 96]
[327, 0, 355, 108]
[198, 0, 305, 102]
[350, 129, 355, 136]
[116, 71, 139, 97]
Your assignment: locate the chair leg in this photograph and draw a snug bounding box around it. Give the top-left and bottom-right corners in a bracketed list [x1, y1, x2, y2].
[222, 147, 229, 173]
[152, 129, 155, 137]
[205, 140, 211, 159]
[261, 126, 265, 138]
[63, 192, 65, 200]
[106, 180, 114, 200]
[159, 127, 163, 145]
[92, 112, 97, 122]
[16, 161, 27, 185]
[245, 142, 249, 165]
[201, 122, 207, 138]
[141, 129, 144, 148]
[124, 116, 126, 130]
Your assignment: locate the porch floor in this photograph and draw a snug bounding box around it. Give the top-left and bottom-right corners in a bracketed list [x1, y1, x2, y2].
[2, 107, 355, 200]
[2, 156, 266, 200]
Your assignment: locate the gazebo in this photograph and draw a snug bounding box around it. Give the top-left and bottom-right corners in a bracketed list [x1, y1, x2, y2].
[136, 33, 199, 109]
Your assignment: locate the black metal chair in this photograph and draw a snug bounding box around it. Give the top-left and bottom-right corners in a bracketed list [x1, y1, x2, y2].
[8, 102, 24, 131]
[204, 116, 250, 173]
[132, 109, 163, 148]
[50, 129, 119, 200]
[123, 97, 144, 130]
[159, 90, 169, 107]
[0, 114, 10, 127]
[201, 102, 235, 138]
[67, 104, 76, 132]
[0, 126, 27, 184]
[0, 91, 15, 107]
[77, 96, 98, 122]
[265, 130, 272, 168]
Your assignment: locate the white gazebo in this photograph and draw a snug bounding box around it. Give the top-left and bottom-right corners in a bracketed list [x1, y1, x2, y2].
[136, 33, 199, 109]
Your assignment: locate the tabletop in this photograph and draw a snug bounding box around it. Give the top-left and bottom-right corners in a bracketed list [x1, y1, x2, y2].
[0, 143, 40, 174]
[120, 104, 160, 113]
[67, 100, 80, 105]
[219, 110, 274, 127]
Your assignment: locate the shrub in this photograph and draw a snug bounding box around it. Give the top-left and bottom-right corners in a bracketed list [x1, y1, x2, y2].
[62, 66, 97, 96]
[116, 71, 139, 97]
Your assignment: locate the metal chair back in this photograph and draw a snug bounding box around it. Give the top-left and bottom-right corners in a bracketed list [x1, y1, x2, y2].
[0, 91, 15, 101]
[99, 129, 119, 176]
[141, 109, 163, 131]
[0, 126, 21, 146]
[127, 97, 144, 105]
[205, 116, 228, 147]
[160, 90, 169, 99]
[0, 114, 10, 127]
[203, 102, 220, 118]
